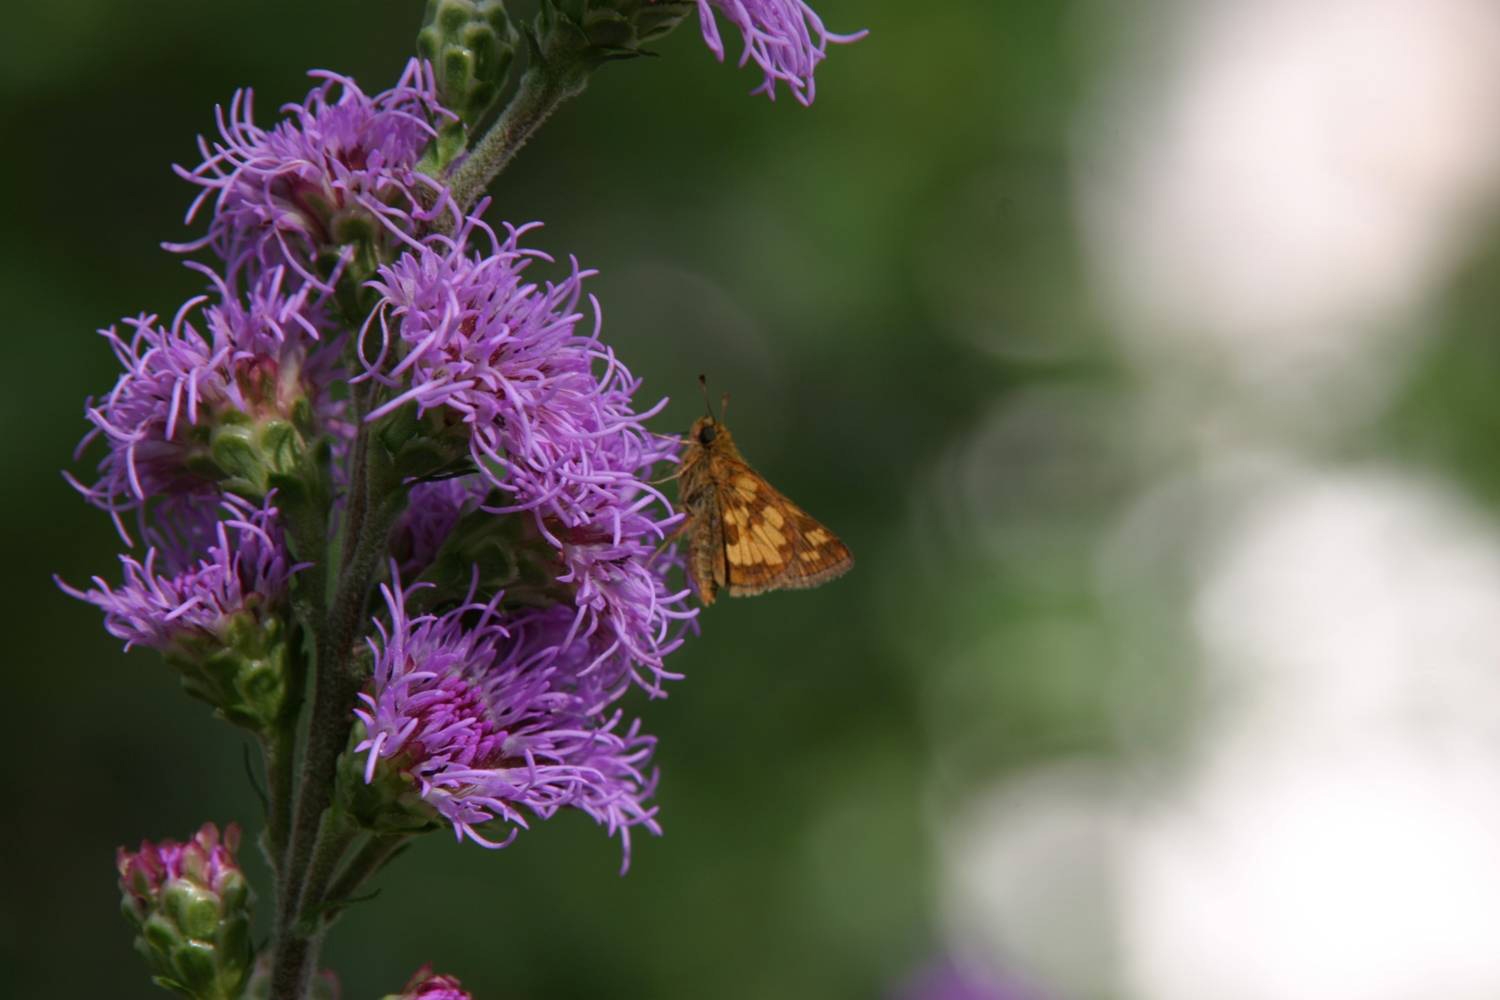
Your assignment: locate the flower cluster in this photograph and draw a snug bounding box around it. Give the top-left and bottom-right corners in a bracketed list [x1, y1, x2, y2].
[692, 0, 867, 104]
[70, 48, 697, 870]
[327, 186, 696, 869]
[361, 215, 695, 692]
[118, 822, 247, 919]
[61, 492, 302, 730]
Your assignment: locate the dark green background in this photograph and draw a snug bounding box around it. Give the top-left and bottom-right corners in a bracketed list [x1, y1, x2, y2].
[9, 1, 1500, 998]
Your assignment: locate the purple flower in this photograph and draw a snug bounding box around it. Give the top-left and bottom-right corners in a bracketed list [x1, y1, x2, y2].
[391, 474, 491, 576]
[692, 0, 867, 104]
[353, 569, 662, 870]
[60, 494, 298, 656]
[172, 58, 456, 293]
[553, 490, 697, 697]
[69, 266, 340, 530]
[359, 216, 664, 523]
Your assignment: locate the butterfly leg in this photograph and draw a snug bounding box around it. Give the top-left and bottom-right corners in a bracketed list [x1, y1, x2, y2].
[650, 514, 689, 563]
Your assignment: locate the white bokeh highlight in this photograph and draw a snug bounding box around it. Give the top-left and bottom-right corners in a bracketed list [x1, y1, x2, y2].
[1076, 0, 1500, 415]
[1122, 468, 1500, 1000]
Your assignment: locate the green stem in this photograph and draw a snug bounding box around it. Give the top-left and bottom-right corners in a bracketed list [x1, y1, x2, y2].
[322, 834, 410, 923]
[261, 723, 296, 876]
[301, 809, 361, 924]
[269, 810, 360, 998]
[263, 29, 596, 995]
[269, 400, 407, 997]
[444, 60, 589, 216]
[265, 617, 311, 877]
[337, 398, 372, 579]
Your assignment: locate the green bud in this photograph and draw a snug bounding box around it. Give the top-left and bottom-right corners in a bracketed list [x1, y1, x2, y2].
[166, 611, 291, 733]
[116, 824, 254, 1000]
[336, 730, 446, 838]
[418, 0, 521, 166]
[370, 402, 473, 483]
[408, 495, 574, 611]
[195, 379, 322, 507]
[532, 0, 694, 70]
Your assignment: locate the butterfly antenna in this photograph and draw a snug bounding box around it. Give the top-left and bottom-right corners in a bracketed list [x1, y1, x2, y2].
[720, 392, 730, 423]
[698, 374, 718, 420]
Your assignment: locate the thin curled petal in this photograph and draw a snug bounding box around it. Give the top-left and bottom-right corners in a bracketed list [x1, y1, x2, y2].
[694, 0, 867, 104]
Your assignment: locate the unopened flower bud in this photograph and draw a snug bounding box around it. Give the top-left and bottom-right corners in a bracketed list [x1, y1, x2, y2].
[530, 0, 693, 77]
[418, 0, 520, 135]
[116, 824, 253, 1000]
[383, 964, 474, 1000]
[579, 0, 695, 54]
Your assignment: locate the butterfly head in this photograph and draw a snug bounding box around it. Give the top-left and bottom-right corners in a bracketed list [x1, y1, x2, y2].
[688, 415, 733, 451]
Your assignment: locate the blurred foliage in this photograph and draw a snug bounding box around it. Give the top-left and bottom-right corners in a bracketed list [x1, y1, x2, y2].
[0, 0, 1343, 997]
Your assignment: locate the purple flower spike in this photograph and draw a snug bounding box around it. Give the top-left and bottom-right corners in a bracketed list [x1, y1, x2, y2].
[354, 568, 662, 871]
[69, 266, 340, 530]
[172, 58, 457, 293]
[60, 494, 298, 655]
[693, 0, 867, 104]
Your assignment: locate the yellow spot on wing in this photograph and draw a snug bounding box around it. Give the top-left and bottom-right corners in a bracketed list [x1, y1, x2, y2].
[757, 538, 785, 564]
[753, 521, 786, 549]
[763, 506, 785, 528]
[805, 528, 830, 545]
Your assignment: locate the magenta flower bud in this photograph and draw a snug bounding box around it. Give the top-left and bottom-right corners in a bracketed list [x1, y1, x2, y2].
[116, 824, 253, 1000]
[383, 964, 473, 1000]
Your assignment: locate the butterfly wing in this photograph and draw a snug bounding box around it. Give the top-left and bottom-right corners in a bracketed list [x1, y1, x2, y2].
[713, 456, 854, 598]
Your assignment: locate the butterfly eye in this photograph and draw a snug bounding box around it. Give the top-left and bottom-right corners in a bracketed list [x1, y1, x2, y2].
[698, 425, 717, 445]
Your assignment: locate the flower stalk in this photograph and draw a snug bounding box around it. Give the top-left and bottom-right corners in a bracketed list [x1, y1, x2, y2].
[442, 47, 589, 215]
[271, 402, 409, 996]
[66, 1, 862, 995]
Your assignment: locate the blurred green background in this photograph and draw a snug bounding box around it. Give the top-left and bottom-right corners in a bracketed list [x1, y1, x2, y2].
[10, 1, 1500, 998]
